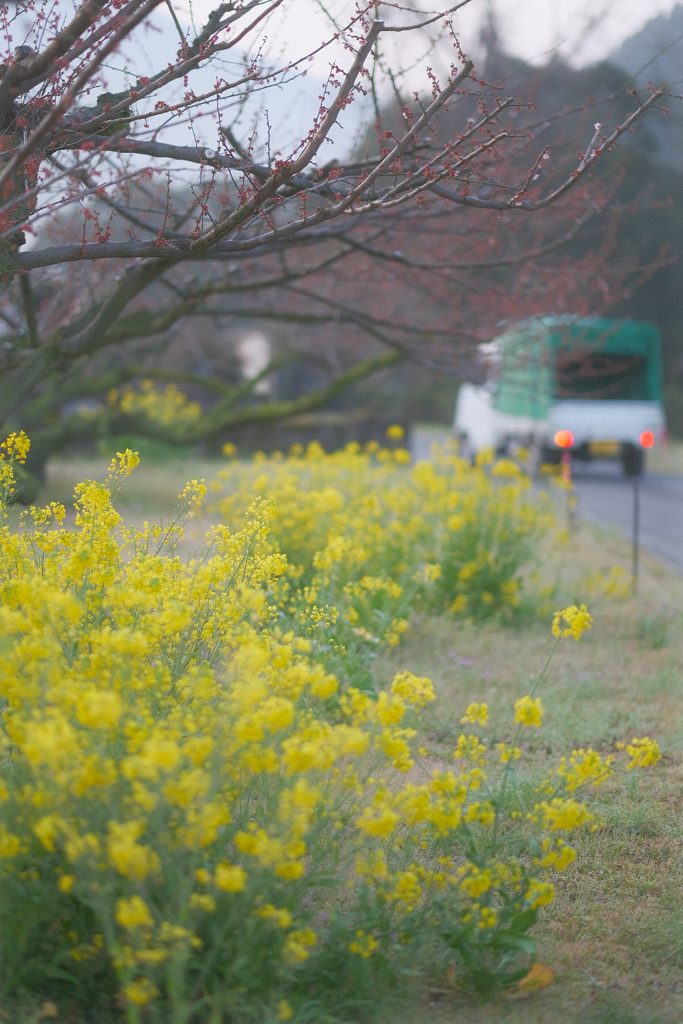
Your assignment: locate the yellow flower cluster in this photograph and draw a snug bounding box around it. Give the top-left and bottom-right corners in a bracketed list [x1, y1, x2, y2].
[618, 736, 662, 769]
[460, 702, 489, 726]
[535, 836, 576, 872]
[108, 379, 202, 426]
[0, 430, 30, 501]
[0, 437, 662, 1016]
[349, 930, 380, 957]
[535, 798, 595, 831]
[390, 671, 435, 707]
[554, 748, 615, 791]
[208, 440, 556, 629]
[513, 695, 544, 728]
[0, 430, 30, 463]
[0, 444, 477, 1013]
[552, 603, 593, 640]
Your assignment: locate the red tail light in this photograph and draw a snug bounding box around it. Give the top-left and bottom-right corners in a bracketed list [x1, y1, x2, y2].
[639, 430, 655, 448]
[554, 430, 574, 448]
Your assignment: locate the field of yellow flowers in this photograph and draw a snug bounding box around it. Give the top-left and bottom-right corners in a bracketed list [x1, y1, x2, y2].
[0, 431, 675, 1024]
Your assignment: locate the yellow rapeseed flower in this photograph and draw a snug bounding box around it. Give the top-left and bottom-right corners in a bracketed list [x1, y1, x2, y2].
[283, 927, 317, 964]
[620, 736, 662, 769]
[214, 862, 247, 892]
[277, 999, 293, 1021]
[115, 895, 155, 930]
[460, 702, 489, 727]
[356, 804, 400, 839]
[536, 797, 594, 831]
[123, 978, 159, 1006]
[349, 930, 380, 957]
[478, 907, 497, 928]
[75, 688, 122, 730]
[0, 828, 21, 858]
[497, 743, 521, 764]
[0, 431, 30, 463]
[513, 695, 543, 728]
[555, 747, 614, 790]
[524, 879, 555, 909]
[106, 820, 160, 880]
[258, 904, 292, 929]
[390, 671, 435, 707]
[552, 604, 592, 640]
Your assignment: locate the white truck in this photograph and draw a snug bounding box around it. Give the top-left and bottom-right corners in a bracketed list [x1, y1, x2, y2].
[454, 317, 666, 477]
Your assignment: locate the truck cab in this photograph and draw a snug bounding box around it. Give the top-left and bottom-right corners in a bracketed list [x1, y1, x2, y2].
[454, 317, 666, 476]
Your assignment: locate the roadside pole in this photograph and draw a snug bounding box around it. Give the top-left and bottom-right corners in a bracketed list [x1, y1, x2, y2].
[632, 472, 640, 592]
[561, 451, 575, 529]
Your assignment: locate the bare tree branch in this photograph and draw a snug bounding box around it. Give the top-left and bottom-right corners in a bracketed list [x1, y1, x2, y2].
[0, 0, 670, 470]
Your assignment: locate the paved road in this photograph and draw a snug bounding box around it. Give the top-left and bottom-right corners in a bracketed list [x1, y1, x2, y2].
[571, 462, 683, 576]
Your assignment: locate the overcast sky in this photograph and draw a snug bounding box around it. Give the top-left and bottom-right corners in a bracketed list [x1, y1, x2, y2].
[451, 0, 682, 66]
[167, 0, 682, 68]
[141, 0, 683, 160]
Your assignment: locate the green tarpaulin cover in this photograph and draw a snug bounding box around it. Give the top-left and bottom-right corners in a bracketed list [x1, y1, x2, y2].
[492, 316, 663, 418]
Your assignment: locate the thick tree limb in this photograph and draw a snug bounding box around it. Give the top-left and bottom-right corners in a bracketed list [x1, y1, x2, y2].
[24, 349, 404, 462]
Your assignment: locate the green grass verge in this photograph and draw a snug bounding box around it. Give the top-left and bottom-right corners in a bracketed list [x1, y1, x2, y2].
[374, 522, 683, 1024]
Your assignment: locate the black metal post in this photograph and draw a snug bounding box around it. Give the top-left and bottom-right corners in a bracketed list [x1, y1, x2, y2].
[632, 473, 640, 592]
[561, 450, 575, 529]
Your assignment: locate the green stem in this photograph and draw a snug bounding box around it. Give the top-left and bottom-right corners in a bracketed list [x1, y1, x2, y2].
[491, 633, 563, 849]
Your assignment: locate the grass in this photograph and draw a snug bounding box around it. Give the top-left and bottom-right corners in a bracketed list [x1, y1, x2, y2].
[648, 439, 683, 476]
[44, 456, 220, 517]
[374, 521, 683, 1024]
[28, 455, 683, 1024]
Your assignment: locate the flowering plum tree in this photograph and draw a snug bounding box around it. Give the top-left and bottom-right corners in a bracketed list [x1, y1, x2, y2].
[0, 0, 667, 477]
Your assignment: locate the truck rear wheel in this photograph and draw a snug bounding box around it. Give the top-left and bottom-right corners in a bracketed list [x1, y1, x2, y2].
[541, 445, 563, 467]
[622, 444, 644, 477]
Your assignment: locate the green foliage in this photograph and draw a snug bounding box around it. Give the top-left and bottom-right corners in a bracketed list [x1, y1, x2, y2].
[636, 612, 673, 650]
[97, 434, 195, 464]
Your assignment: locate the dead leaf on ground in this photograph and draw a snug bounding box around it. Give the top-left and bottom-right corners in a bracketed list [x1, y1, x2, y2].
[516, 962, 554, 995]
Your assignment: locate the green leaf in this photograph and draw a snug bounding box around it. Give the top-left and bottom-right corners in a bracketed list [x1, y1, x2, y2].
[510, 907, 538, 932]
[498, 966, 533, 989]
[38, 963, 80, 983]
[492, 930, 538, 955]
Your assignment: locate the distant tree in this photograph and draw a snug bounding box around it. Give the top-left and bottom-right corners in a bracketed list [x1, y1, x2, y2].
[0, 0, 668, 485]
